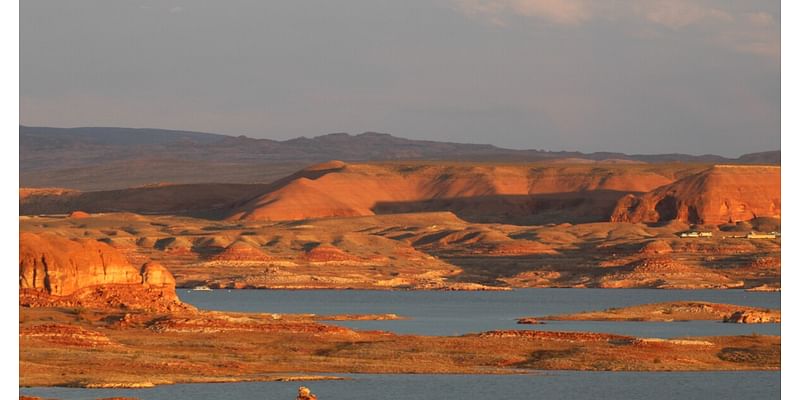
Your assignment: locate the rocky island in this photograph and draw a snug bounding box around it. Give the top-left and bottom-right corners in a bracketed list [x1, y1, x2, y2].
[518, 301, 781, 324]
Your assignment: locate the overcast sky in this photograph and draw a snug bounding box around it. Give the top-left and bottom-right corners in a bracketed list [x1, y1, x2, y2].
[20, 0, 779, 156]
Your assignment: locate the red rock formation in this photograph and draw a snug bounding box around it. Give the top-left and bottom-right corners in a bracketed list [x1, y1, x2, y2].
[598, 256, 741, 289]
[19, 233, 187, 311]
[303, 244, 360, 262]
[516, 317, 545, 325]
[211, 241, 273, 262]
[154, 237, 194, 255]
[723, 310, 781, 323]
[68, 210, 91, 219]
[297, 386, 318, 400]
[610, 165, 780, 225]
[140, 261, 177, 300]
[227, 163, 686, 222]
[744, 256, 780, 270]
[410, 229, 557, 256]
[21, 324, 118, 347]
[20, 232, 141, 296]
[639, 240, 672, 255]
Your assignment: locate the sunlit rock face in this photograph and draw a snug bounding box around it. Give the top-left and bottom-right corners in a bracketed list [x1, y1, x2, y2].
[611, 166, 780, 225]
[19, 233, 187, 311]
[19, 232, 141, 296]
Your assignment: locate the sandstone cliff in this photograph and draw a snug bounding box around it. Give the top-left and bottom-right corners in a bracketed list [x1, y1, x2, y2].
[19, 233, 186, 311]
[610, 165, 780, 225]
[20, 232, 142, 295]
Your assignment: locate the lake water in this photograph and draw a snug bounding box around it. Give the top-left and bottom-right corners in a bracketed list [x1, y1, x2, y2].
[21, 371, 780, 400]
[179, 288, 780, 337]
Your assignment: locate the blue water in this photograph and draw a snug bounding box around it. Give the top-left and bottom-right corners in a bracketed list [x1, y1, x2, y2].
[21, 371, 780, 400]
[179, 288, 780, 337]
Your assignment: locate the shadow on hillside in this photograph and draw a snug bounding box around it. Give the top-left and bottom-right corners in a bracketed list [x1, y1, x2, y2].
[372, 190, 638, 226]
[434, 242, 613, 286]
[18, 162, 346, 219]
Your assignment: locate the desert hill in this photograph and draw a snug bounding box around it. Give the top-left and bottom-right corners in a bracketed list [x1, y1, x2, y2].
[21, 161, 705, 224]
[20, 162, 780, 227]
[226, 162, 702, 224]
[21, 125, 779, 190]
[611, 165, 781, 225]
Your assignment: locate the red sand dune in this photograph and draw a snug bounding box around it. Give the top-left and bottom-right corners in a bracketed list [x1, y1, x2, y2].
[610, 165, 780, 225]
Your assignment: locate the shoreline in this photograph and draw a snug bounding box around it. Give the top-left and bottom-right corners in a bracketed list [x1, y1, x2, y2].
[20, 302, 781, 388]
[517, 301, 781, 324]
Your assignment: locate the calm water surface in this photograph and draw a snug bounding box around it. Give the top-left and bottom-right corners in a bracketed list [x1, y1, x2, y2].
[21, 371, 780, 400]
[179, 289, 780, 337]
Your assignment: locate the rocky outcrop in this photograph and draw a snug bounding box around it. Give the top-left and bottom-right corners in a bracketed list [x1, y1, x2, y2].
[610, 165, 780, 225]
[303, 244, 361, 262]
[19, 233, 187, 311]
[68, 210, 91, 219]
[211, 241, 273, 262]
[140, 262, 176, 290]
[153, 237, 194, 255]
[407, 228, 557, 256]
[297, 386, 318, 400]
[526, 301, 780, 323]
[746, 284, 781, 292]
[516, 317, 545, 325]
[723, 310, 781, 324]
[20, 232, 142, 296]
[21, 324, 118, 348]
[598, 256, 742, 289]
[639, 240, 672, 255]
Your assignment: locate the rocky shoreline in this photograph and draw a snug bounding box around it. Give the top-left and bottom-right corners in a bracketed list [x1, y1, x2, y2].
[518, 301, 781, 324]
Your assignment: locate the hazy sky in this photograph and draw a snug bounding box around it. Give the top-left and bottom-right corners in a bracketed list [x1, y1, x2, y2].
[20, 0, 779, 156]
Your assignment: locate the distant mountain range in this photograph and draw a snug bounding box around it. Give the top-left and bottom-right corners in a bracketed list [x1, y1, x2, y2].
[20, 126, 780, 190]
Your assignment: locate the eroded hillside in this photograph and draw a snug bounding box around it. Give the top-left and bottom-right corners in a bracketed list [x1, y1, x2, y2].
[19, 211, 780, 290]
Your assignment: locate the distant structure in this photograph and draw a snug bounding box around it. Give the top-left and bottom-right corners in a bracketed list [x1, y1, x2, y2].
[746, 232, 778, 239]
[297, 386, 318, 400]
[680, 231, 713, 238]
